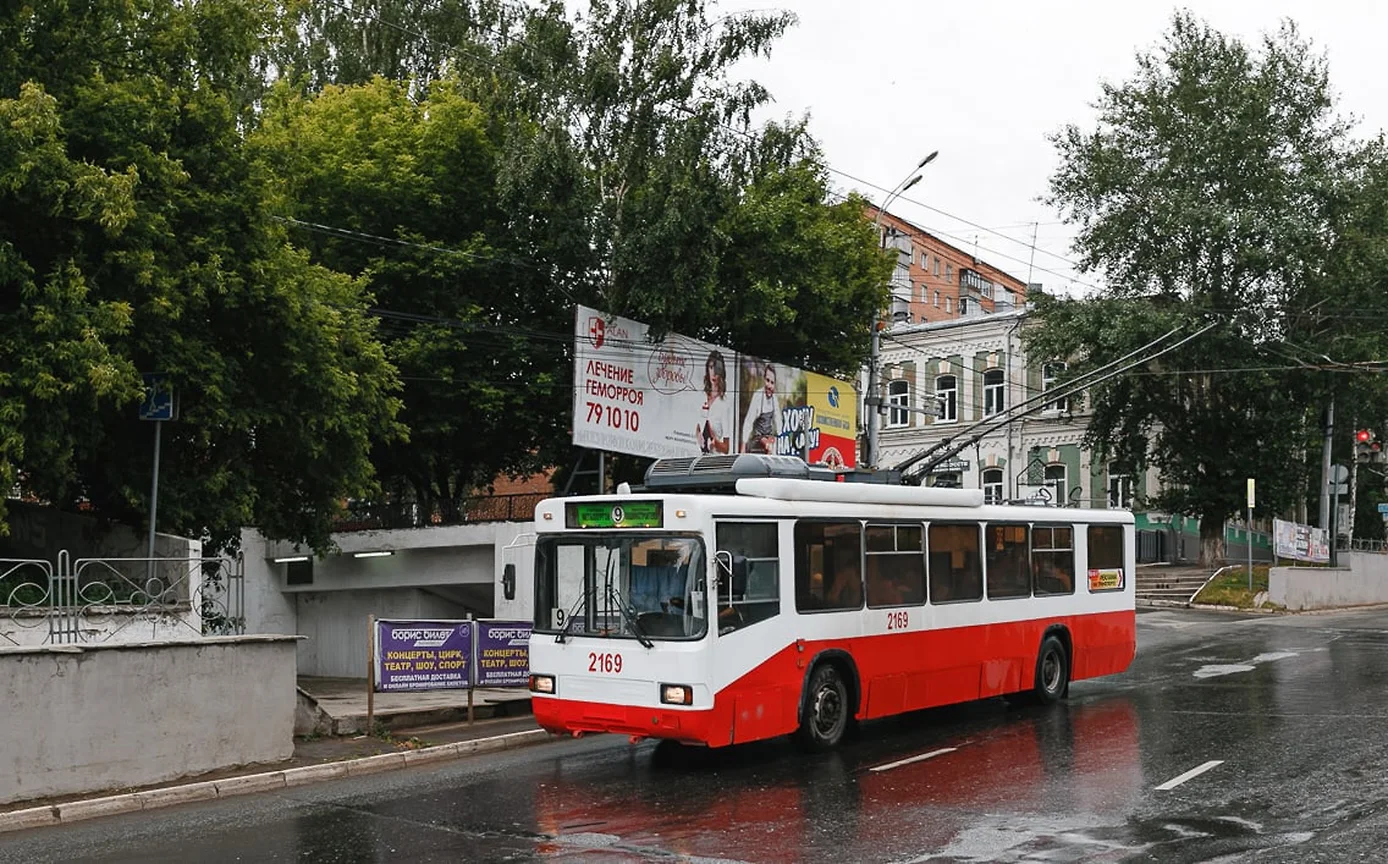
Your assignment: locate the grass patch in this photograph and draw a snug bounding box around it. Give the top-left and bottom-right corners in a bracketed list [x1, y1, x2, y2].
[1192, 565, 1284, 610]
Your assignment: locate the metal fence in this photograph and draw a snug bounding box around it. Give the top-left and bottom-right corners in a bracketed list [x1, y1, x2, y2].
[1, 552, 244, 646]
[334, 492, 550, 532]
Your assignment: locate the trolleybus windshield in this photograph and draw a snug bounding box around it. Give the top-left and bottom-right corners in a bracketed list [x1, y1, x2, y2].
[534, 534, 708, 641]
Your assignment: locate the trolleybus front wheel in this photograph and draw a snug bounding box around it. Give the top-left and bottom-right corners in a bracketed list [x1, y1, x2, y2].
[796, 663, 850, 751]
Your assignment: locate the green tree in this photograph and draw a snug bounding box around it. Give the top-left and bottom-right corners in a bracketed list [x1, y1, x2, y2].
[257, 1, 888, 512]
[1029, 13, 1366, 565]
[1, 0, 403, 551]
[253, 77, 571, 522]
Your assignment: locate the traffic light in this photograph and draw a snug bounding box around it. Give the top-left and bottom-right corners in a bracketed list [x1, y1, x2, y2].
[1355, 429, 1384, 463]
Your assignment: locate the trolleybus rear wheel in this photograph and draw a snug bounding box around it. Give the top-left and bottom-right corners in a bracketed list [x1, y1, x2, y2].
[1034, 634, 1069, 705]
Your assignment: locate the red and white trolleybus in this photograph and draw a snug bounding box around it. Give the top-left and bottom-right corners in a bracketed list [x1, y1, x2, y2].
[527, 454, 1135, 750]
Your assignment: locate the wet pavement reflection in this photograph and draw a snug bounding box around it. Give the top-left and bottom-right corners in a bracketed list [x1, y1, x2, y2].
[6, 607, 1388, 862]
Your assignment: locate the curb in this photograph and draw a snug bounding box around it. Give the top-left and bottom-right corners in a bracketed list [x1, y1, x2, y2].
[0, 728, 555, 835]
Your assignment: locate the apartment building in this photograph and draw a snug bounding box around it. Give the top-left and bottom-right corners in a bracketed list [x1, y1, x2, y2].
[864, 204, 1027, 325]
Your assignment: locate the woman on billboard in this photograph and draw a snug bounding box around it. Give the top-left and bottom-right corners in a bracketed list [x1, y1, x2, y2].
[697, 350, 731, 454]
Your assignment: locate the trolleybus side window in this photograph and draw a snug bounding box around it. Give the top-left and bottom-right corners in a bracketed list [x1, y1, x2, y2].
[986, 523, 1031, 599]
[714, 522, 780, 634]
[1087, 525, 1126, 592]
[1032, 525, 1075, 595]
[795, 521, 863, 612]
[865, 523, 926, 608]
[927, 523, 983, 603]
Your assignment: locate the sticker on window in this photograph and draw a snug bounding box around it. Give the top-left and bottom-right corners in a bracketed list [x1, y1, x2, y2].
[1088, 568, 1124, 591]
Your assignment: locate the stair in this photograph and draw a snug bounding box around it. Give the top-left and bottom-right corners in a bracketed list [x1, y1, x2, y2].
[1134, 565, 1215, 605]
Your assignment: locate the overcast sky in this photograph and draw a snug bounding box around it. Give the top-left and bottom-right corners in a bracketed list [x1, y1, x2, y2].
[709, 0, 1388, 294]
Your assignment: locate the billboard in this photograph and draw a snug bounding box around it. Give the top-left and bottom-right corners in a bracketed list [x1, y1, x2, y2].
[1272, 518, 1330, 564]
[573, 305, 857, 468]
[375, 619, 473, 692]
[373, 619, 533, 692]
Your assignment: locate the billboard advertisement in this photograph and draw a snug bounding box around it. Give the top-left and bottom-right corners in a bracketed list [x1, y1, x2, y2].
[374, 619, 473, 692]
[1272, 518, 1330, 564]
[475, 620, 532, 687]
[573, 305, 857, 468]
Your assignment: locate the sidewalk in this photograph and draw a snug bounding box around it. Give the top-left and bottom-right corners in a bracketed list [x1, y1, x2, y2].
[1, 712, 559, 834]
[298, 676, 533, 735]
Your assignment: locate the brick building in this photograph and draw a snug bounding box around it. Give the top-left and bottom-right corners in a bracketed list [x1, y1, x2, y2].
[864, 204, 1027, 325]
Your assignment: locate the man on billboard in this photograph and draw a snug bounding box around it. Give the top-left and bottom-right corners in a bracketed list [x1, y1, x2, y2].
[741, 362, 784, 454]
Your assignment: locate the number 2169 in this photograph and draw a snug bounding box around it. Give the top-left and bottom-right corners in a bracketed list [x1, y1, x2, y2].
[588, 652, 623, 673]
[886, 610, 909, 630]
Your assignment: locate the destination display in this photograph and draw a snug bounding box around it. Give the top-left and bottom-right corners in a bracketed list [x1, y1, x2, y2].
[566, 501, 663, 529]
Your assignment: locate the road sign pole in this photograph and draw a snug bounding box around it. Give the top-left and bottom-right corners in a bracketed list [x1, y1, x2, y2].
[147, 419, 162, 584]
[1246, 478, 1255, 592]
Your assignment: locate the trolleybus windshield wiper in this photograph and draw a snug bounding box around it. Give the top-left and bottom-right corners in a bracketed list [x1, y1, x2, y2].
[606, 585, 655, 649]
[553, 594, 587, 644]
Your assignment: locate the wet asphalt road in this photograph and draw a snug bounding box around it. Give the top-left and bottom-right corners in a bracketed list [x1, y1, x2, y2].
[5, 606, 1388, 863]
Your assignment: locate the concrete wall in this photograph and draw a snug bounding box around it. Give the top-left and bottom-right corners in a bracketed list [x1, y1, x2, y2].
[238, 529, 298, 638]
[242, 521, 534, 677]
[295, 588, 471, 677]
[1270, 553, 1388, 610]
[1, 608, 201, 648]
[0, 636, 298, 805]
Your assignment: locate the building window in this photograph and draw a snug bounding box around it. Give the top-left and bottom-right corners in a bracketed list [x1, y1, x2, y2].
[935, 375, 957, 422]
[933, 291, 940, 307]
[983, 369, 1004, 417]
[1042, 361, 1068, 412]
[960, 297, 969, 315]
[944, 297, 953, 313]
[931, 472, 961, 488]
[945, 264, 953, 283]
[933, 256, 941, 276]
[1044, 464, 1068, 506]
[982, 468, 1004, 504]
[1108, 468, 1134, 509]
[887, 379, 910, 428]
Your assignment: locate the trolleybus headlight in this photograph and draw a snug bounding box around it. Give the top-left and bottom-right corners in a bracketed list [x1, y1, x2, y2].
[659, 683, 694, 706]
[529, 674, 556, 694]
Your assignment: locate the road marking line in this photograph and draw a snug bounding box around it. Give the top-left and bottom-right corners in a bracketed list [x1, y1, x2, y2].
[1155, 760, 1224, 791]
[869, 747, 957, 773]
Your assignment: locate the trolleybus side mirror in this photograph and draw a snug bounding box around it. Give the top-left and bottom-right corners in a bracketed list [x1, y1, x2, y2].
[502, 563, 516, 600]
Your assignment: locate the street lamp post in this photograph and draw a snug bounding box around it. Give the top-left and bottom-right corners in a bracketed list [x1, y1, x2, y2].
[864, 151, 938, 471]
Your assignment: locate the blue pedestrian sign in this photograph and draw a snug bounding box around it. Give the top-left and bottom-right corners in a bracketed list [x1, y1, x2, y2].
[1377, 503, 1388, 515]
[139, 374, 177, 421]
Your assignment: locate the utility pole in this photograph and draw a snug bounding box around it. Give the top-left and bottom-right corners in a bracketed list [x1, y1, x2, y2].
[1349, 423, 1360, 548]
[864, 152, 938, 469]
[865, 325, 881, 469]
[1319, 400, 1334, 530]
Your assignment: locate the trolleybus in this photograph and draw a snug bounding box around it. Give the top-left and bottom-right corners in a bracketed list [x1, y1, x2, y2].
[527, 454, 1135, 750]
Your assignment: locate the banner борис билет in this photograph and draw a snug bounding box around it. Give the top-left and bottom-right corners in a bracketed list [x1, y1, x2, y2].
[475, 621, 533, 687]
[375, 619, 473, 692]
